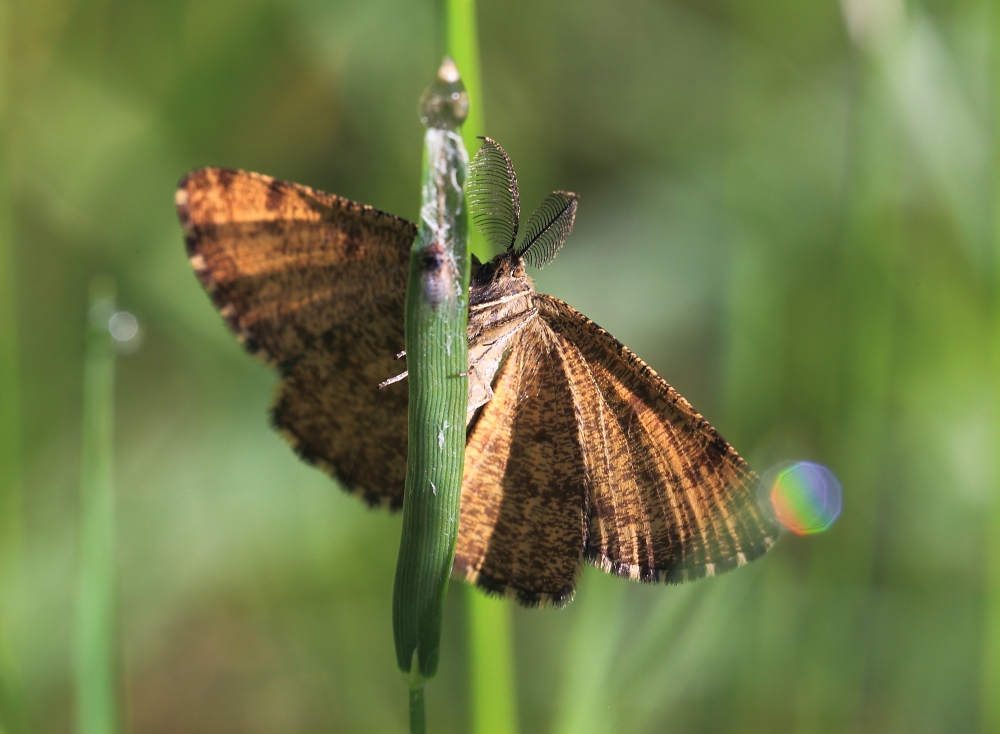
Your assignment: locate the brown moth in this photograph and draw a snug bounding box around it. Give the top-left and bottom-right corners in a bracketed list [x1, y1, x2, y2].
[176, 138, 778, 607]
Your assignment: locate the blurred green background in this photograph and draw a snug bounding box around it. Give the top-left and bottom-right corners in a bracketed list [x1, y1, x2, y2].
[1, 0, 996, 732]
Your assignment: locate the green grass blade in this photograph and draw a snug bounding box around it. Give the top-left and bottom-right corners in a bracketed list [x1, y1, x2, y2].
[74, 276, 120, 734]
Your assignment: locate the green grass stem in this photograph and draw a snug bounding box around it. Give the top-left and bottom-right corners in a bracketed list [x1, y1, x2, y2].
[550, 576, 625, 734]
[409, 684, 427, 734]
[74, 276, 120, 734]
[445, 0, 491, 263]
[392, 57, 471, 708]
[467, 591, 519, 734]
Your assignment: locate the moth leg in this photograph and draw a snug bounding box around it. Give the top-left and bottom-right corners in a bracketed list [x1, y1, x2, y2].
[378, 370, 409, 389]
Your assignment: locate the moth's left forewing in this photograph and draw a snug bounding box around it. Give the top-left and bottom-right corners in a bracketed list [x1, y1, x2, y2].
[534, 295, 779, 584]
[456, 326, 588, 607]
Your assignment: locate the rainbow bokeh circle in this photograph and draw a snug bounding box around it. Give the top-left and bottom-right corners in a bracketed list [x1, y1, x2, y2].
[758, 461, 842, 535]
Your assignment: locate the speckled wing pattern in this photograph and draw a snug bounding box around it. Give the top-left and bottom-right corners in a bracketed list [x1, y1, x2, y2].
[177, 167, 414, 507]
[454, 294, 778, 606]
[455, 324, 587, 606]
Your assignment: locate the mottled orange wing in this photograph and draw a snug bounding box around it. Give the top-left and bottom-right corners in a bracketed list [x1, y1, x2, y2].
[535, 295, 778, 584]
[177, 167, 415, 366]
[454, 295, 777, 607]
[455, 324, 588, 607]
[177, 167, 414, 506]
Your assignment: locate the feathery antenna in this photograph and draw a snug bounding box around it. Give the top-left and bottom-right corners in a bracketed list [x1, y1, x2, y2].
[467, 137, 520, 251]
[516, 191, 578, 269]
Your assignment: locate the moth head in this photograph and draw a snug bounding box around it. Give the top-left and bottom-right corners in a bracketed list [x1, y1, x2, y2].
[470, 250, 527, 292]
[467, 137, 579, 270]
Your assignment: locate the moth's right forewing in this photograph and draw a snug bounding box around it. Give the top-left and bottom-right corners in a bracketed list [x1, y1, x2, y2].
[177, 167, 416, 508]
[177, 167, 415, 366]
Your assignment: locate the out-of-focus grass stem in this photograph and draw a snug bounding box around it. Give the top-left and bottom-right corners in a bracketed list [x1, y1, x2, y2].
[74, 277, 120, 734]
[443, 3, 519, 733]
[467, 591, 518, 734]
[982, 4, 1000, 729]
[446, 0, 491, 263]
[550, 575, 624, 734]
[0, 0, 28, 728]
